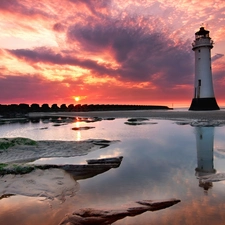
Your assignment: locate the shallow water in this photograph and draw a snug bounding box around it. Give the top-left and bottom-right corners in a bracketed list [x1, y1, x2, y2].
[1, 117, 225, 224]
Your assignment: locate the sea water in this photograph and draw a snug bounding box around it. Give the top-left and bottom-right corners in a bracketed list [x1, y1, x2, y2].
[0, 117, 225, 225]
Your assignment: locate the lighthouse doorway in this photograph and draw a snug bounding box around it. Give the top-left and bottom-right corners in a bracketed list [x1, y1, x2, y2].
[197, 79, 201, 98]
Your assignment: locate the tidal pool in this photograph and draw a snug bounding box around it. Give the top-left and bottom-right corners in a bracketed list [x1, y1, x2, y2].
[0, 117, 225, 225]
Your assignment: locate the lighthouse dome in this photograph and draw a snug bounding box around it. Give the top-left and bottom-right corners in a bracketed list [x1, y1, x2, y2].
[195, 27, 210, 39]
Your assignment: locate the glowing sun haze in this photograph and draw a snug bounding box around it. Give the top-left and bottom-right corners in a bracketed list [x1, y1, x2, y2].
[1, 0, 225, 107]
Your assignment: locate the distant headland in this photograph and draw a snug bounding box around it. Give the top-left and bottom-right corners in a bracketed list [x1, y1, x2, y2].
[0, 103, 172, 117]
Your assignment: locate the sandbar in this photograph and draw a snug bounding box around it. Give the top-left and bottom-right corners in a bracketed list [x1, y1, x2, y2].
[29, 109, 225, 120]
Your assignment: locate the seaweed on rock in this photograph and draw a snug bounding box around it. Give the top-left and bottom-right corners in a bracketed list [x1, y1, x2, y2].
[0, 137, 37, 150]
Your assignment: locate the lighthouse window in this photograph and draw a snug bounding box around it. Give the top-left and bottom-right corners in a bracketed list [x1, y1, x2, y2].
[198, 49, 201, 52]
[198, 80, 201, 86]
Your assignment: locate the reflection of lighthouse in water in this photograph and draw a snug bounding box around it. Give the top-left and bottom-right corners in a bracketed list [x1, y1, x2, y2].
[195, 127, 216, 190]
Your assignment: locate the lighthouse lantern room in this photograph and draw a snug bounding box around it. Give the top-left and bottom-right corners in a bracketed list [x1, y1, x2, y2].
[189, 27, 220, 110]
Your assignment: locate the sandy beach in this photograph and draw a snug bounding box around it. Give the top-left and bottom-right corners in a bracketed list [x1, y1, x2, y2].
[28, 109, 225, 120]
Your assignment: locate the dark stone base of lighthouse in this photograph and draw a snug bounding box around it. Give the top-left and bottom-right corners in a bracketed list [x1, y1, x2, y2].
[189, 98, 220, 111]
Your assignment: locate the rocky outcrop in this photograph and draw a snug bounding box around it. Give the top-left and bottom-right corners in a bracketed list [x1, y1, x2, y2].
[0, 157, 123, 201]
[125, 118, 157, 126]
[87, 156, 123, 165]
[59, 198, 180, 225]
[0, 156, 123, 177]
[0, 138, 118, 163]
[72, 126, 95, 131]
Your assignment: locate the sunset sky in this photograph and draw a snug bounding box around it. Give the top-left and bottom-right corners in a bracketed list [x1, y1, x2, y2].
[1, 0, 225, 107]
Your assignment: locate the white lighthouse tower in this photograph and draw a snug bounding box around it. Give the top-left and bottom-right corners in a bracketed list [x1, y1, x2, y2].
[189, 27, 219, 110]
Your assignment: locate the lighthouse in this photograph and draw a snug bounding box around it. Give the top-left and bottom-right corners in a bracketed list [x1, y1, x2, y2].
[189, 27, 220, 110]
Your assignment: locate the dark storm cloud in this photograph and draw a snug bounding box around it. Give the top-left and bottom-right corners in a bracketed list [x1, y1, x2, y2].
[7, 10, 194, 87]
[67, 20, 193, 84]
[7, 48, 116, 76]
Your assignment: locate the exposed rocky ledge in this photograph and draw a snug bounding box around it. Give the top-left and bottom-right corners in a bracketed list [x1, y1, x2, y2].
[0, 157, 123, 202]
[0, 156, 123, 177]
[0, 138, 119, 163]
[59, 198, 180, 225]
[72, 126, 95, 131]
[125, 118, 158, 125]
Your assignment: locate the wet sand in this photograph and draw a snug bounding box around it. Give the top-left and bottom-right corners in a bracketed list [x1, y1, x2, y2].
[29, 109, 225, 120]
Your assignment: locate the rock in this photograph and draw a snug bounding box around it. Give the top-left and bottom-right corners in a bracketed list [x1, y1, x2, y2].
[125, 121, 145, 126]
[53, 123, 62, 126]
[59, 198, 180, 225]
[136, 199, 180, 211]
[125, 121, 157, 126]
[72, 126, 95, 131]
[104, 117, 115, 120]
[175, 121, 191, 125]
[85, 117, 102, 123]
[39, 127, 48, 130]
[62, 164, 121, 180]
[0, 139, 118, 164]
[87, 156, 123, 165]
[127, 118, 149, 122]
[89, 139, 115, 148]
[0, 161, 123, 179]
[125, 118, 157, 126]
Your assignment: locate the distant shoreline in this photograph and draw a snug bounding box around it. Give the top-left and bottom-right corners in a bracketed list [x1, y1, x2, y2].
[28, 109, 225, 120]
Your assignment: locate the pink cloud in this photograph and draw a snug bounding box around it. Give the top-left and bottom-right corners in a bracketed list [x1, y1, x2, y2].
[0, 0, 53, 19]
